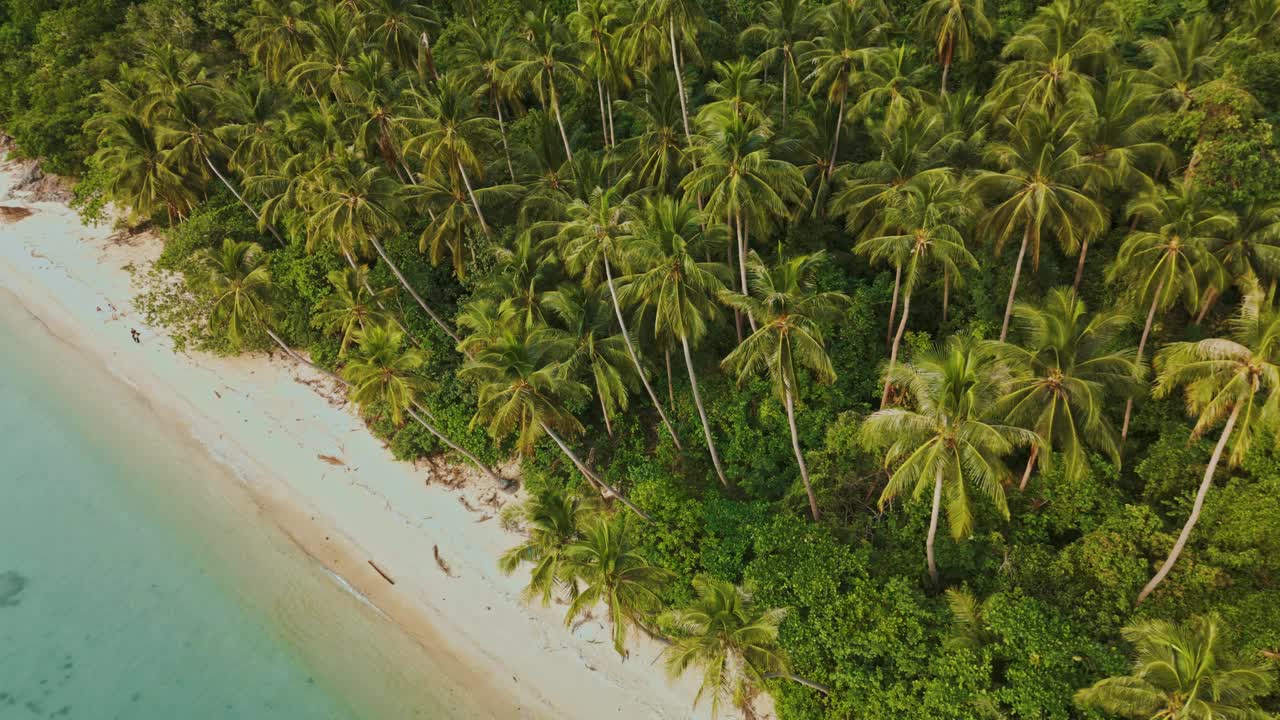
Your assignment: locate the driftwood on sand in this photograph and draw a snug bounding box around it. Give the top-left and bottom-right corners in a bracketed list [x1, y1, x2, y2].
[433, 544, 454, 577]
[368, 560, 395, 585]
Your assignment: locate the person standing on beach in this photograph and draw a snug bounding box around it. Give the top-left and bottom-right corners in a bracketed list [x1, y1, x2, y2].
[130, 328, 140, 344]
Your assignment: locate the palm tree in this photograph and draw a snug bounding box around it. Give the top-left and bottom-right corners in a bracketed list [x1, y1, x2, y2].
[861, 336, 1032, 583]
[454, 21, 522, 180]
[288, 6, 363, 101]
[616, 70, 690, 194]
[313, 265, 395, 356]
[512, 9, 583, 163]
[343, 323, 433, 427]
[970, 111, 1107, 341]
[555, 177, 684, 449]
[238, 0, 312, 84]
[682, 109, 808, 335]
[499, 487, 599, 605]
[1075, 614, 1276, 717]
[994, 288, 1143, 490]
[563, 513, 671, 657]
[660, 577, 790, 717]
[570, 0, 626, 148]
[911, 0, 992, 94]
[308, 156, 460, 343]
[740, 0, 819, 127]
[630, 0, 706, 142]
[804, 0, 887, 176]
[1109, 180, 1235, 439]
[856, 176, 977, 406]
[1137, 15, 1222, 112]
[196, 239, 276, 349]
[721, 252, 849, 521]
[460, 327, 650, 519]
[849, 45, 933, 135]
[1136, 285, 1280, 604]
[363, 0, 439, 79]
[406, 174, 521, 280]
[990, 0, 1115, 117]
[1209, 199, 1280, 297]
[543, 284, 638, 437]
[88, 106, 196, 224]
[622, 197, 734, 486]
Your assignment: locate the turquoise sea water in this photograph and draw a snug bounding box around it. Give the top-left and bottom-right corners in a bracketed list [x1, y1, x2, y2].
[0, 299, 486, 719]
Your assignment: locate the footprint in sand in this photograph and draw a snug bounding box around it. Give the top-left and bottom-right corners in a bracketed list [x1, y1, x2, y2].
[0, 570, 28, 608]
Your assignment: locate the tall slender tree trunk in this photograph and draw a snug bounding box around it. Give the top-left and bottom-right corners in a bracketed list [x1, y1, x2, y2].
[1121, 280, 1165, 441]
[665, 348, 675, 407]
[1019, 443, 1040, 491]
[550, 83, 574, 163]
[881, 289, 911, 408]
[942, 265, 950, 323]
[737, 211, 757, 332]
[762, 673, 833, 695]
[1195, 287, 1219, 324]
[926, 464, 943, 584]
[495, 99, 515, 182]
[785, 382, 820, 521]
[541, 423, 652, 521]
[419, 31, 439, 80]
[827, 92, 845, 178]
[605, 86, 617, 147]
[669, 17, 692, 142]
[596, 77, 610, 147]
[604, 257, 683, 449]
[264, 326, 339, 381]
[598, 391, 614, 436]
[456, 160, 489, 236]
[939, 39, 954, 96]
[730, 239, 743, 342]
[681, 335, 728, 487]
[205, 155, 285, 248]
[781, 54, 789, 129]
[1072, 236, 1090, 296]
[407, 404, 504, 485]
[1000, 223, 1034, 342]
[886, 264, 902, 348]
[367, 235, 460, 344]
[1136, 403, 1240, 606]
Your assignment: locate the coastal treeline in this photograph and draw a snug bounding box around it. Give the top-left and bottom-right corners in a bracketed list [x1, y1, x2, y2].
[3, 0, 1280, 716]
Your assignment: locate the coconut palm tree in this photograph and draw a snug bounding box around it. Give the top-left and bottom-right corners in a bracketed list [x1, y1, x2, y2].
[629, 0, 707, 142]
[970, 110, 1107, 341]
[740, 0, 820, 127]
[405, 174, 522, 280]
[989, 0, 1115, 117]
[1109, 180, 1235, 439]
[313, 265, 395, 356]
[1074, 614, 1276, 717]
[861, 336, 1033, 583]
[1136, 285, 1280, 604]
[1137, 15, 1222, 112]
[88, 106, 197, 224]
[499, 487, 599, 605]
[512, 9, 584, 163]
[622, 197, 734, 486]
[363, 0, 439, 79]
[542, 284, 638, 437]
[554, 176, 684, 449]
[563, 513, 671, 657]
[911, 0, 992, 94]
[615, 70, 691, 194]
[239, 0, 312, 84]
[454, 21, 522, 180]
[660, 577, 790, 716]
[721, 252, 849, 521]
[682, 108, 808, 335]
[866, 179, 978, 407]
[288, 6, 363, 101]
[1209, 198, 1280, 297]
[804, 0, 888, 176]
[570, 0, 626, 148]
[196, 239, 276, 349]
[994, 288, 1143, 490]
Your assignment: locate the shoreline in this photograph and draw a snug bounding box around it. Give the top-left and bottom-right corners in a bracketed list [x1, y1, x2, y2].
[0, 159, 711, 719]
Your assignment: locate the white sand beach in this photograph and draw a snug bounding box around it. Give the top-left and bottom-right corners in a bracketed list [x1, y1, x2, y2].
[0, 157, 715, 719]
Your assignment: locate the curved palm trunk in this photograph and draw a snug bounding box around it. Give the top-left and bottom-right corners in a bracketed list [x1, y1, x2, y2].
[881, 289, 911, 408]
[605, 86, 617, 147]
[763, 673, 833, 696]
[264, 326, 343, 383]
[596, 77, 610, 148]
[926, 463, 943, 584]
[1000, 223, 1034, 342]
[942, 265, 951, 324]
[736, 211, 757, 333]
[550, 83, 575, 163]
[939, 38, 954, 96]
[827, 92, 846, 178]
[418, 31, 439, 80]
[598, 391, 614, 436]
[1121, 279, 1165, 441]
[540, 422, 652, 522]
[205, 155, 285, 248]
[604, 257, 683, 449]
[886, 264, 902, 349]
[456, 160, 489, 236]
[785, 382, 820, 521]
[669, 17, 692, 142]
[1136, 402, 1240, 606]
[494, 99, 516, 183]
[1195, 287, 1220, 325]
[681, 335, 729, 487]
[1018, 443, 1040, 491]
[407, 404, 504, 485]
[1072, 236, 1090, 295]
[366, 234, 461, 344]
[781, 54, 789, 129]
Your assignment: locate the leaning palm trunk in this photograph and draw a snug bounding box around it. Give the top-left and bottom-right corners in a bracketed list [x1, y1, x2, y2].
[604, 257, 683, 449]
[263, 326, 343, 383]
[550, 84, 574, 163]
[784, 382, 820, 521]
[736, 211, 757, 333]
[1136, 403, 1240, 605]
[407, 403, 504, 484]
[681, 335, 729, 487]
[1000, 223, 1034, 342]
[456, 160, 489, 235]
[886, 264, 902, 349]
[669, 17, 692, 142]
[827, 93, 845, 178]
[596, 77, 610, 148]
[1018, 444, 1040, 491]
[494, 100, 516, 182]
[1121, 279, 1165, 441]
[1072, 236, 1090, 295]
[926, 463, 943, 584]
[762, 673, 833, 696]
[540, 423, 652, 521]
[881, 289, 911, 408]
[205, 155, 285, 248]
[942, 266, 951, 323]
[366, 235, 461, 344]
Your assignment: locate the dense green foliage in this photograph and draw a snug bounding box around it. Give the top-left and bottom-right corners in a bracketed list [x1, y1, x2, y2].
[4, 0, 1280, 716]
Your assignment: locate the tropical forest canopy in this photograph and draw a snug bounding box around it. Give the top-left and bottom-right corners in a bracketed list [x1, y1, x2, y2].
[1, 0, 1279, 717]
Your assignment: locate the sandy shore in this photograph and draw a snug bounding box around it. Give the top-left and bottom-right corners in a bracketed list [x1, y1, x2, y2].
[0, 158, 713, 720]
